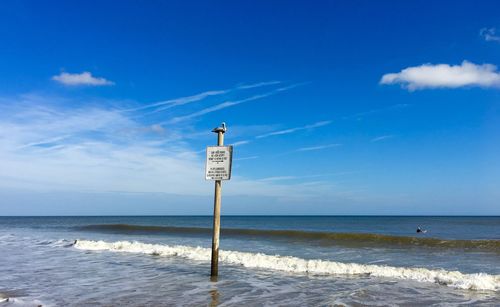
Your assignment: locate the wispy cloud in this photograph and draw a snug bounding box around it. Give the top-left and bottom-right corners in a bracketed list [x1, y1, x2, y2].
[258, 176, 298, 182]
[257, 171, 356, 182]
[232, 140, 251, 146]
[296, 143, 341, 152]
[0, 94, 346, 203]
[167, 94, 268, 124]
[371, 135, 394, 142]
[126, 90, 228, 113]
[147, 124, 166, 135]
[167, 84, 300, 124]
[18, 135, 70, 149]
[52, 72, 114, 86]
[480, 27, 500, 42]
[237, 81, 281, 89]
[234, 155, 259, 161]
[343, 104, 410, 120]
[256, 120, 331, 139]
[225, 124, 280, 139]
[125, 80, 283, 113]
[0, 97, 201, 193]
[380, 61, 500, 90]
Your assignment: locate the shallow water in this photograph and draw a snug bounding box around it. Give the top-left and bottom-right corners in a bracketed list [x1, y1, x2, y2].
[0, 216, 499, 306]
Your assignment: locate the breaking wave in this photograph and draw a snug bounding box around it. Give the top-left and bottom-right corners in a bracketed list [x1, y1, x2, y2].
[78, 224, 500, 252]
[0, 296, 48, 307]
[74, 239, 500, 291]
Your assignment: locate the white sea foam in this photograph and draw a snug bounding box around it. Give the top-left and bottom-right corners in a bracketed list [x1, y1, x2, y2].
[74, 239, 500, 291]
[0, 234, 15, 240]
[0, 297, 48, 307]
[49, 239, 74, 247]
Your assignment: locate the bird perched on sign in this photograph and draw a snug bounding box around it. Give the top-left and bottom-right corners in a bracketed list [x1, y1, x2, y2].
[212, 122, 227, 133]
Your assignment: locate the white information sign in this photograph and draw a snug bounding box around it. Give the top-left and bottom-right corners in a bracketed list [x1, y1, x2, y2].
[205, 146, 233, 180]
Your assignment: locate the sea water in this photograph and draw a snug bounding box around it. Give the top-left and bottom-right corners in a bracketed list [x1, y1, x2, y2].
[0, 216, 499, 306]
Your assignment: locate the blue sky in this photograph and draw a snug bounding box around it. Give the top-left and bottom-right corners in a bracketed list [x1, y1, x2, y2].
[0, 1, 499, 215]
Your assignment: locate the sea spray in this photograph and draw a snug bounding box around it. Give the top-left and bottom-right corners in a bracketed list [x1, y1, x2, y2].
[74, 239, 500, 291]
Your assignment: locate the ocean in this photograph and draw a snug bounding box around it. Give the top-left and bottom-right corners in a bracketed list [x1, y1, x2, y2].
[0, 216, 499, 306]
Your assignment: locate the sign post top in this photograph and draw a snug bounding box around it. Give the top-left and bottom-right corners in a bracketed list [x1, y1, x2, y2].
[212, 122, 227, 134]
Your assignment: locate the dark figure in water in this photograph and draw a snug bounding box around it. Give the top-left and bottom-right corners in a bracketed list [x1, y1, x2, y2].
[416, 227, 427, 233]
[65, 239, 78, 247]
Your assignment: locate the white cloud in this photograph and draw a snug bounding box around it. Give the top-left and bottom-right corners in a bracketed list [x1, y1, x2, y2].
[257, 171, 354, 182]
[296, 143, 341, 152]
[225, 124, 280, 139]
[258, 176, 297, 182]
[237, 81, 281, 89]
[166, 85, 295, 124]
[0, 94, 344, 203]
[127, 90, 228, 113]
[232, 140, 250, 146]
[256, 120, 332, 139]
[380, 61, 500, 90]
[125, 81, 283, 114]
[371, 135, 394, 142]
[149, 124, 166, 134]
[480, 27, 500, 42]
[167, 96, 259, 124]
[0, 96, 201, 194]
[52, 71, 114, 86]
[233, 155, 258, 161]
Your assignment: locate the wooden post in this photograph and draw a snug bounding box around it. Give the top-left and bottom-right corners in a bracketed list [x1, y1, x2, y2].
[210, 126, 225, 280]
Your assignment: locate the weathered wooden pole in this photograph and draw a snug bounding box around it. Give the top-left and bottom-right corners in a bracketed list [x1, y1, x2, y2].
[210, 124, 226, 280]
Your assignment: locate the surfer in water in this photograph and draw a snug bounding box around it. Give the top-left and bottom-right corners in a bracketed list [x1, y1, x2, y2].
[416, 227, 427, 234]
[63, 240, 78, 248]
